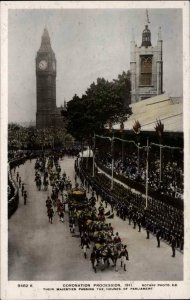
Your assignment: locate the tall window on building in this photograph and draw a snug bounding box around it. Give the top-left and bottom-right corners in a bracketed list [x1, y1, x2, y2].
[140, 55, 152, 86]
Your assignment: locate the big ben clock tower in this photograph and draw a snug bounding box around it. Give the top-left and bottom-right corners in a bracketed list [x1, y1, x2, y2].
[36, 27, 57, 129]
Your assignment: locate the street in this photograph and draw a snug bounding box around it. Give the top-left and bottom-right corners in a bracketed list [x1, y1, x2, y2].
[8, 156, 183, 281]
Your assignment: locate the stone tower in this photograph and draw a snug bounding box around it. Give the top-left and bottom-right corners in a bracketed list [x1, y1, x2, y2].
[36, 28, 57, 129]
[130, 24, 163, 103]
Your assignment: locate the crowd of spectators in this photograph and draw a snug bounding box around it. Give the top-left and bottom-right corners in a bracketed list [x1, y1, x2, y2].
[8, 178, 15, 201]
[8, 170, 19, 218]
[96, 146, 183, 201]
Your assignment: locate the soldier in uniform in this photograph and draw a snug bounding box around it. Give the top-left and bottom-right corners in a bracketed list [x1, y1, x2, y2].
[16, 172, 19, 182]
[137, 214, 142, 232]
[19, 176, 22, 188]
[21, 183, 25, 196]
[82, 234, 90, 259]
[171, 235, 176, 257]
[90, 247, 97, 273]
[120, 245, 129, 271]
[156, 228, 161, 248]
[23, 190, 27, 205]
[146, 221, 150, 239]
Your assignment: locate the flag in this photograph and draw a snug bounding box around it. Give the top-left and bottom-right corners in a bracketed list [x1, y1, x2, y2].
[146, 9, 150, 24]
[133, 120, 141, 134]
[120, 122, 124, 132]
[155, 119, 164, 138]
[108, 121, 113, 133]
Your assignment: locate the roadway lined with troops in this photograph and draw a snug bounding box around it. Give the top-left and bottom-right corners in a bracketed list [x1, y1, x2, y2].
[9, 153, 183, 280]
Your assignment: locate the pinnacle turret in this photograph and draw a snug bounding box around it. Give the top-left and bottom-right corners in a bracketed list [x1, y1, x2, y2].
[141, 25, 152, 47]
[38, 27, 54, 53]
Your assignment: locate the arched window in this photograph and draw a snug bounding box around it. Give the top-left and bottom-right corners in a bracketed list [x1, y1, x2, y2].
[140, 56, 152, 86]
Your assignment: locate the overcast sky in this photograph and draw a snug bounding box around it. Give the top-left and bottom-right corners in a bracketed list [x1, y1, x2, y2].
[8, 8, 182, 124]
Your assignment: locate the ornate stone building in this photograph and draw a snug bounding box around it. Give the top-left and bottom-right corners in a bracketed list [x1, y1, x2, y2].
[36, 28, 65, 129]
[130, 24, 163, 103]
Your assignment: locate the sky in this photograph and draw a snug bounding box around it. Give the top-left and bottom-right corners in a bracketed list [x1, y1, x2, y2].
[8, 8, 183, 124]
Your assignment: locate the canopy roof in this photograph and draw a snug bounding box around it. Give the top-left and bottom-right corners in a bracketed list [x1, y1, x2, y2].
[113, 94, 183, 133]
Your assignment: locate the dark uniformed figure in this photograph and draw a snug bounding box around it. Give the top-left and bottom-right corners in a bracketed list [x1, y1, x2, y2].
[23, 191, 27, 205]
[19, 176, 22, 188]
[21, 183, 25, 196]
[120, 245, 129, 271]
[146, 221, 150, 239]
[171, 235, 176, 257]
[137, 216, 142, 232]
[128, 212, 132, 225]
[82, 235, 90, 259]
[90, 247, 97, 273]
[156, 229, 161, 248]
[133, 214, 137, 229]
[47, 207, 54, 224]
[16, 172, 19, 182]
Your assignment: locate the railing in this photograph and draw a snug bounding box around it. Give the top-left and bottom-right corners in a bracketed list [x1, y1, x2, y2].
[8, 155, 30, 218]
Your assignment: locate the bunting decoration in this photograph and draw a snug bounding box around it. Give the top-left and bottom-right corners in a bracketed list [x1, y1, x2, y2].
[95, 134, 183, 151]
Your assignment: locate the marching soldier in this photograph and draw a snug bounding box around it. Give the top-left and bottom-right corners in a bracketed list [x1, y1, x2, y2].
[16, 172, 19, 182]
[82, 234, 90, 259]
[90, 247, 97, 273]
[23, 191, 27, 205]
[156, 228, 161, 248]
[21, 183, 25, 196]
[146, 221, 150, 239]
[171, 235, 176, 257]
[19, 176, 22, 188]
[120, 245, 129, 271]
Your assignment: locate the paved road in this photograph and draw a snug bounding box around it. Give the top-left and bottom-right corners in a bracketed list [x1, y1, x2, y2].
[8, 156, 183, 281]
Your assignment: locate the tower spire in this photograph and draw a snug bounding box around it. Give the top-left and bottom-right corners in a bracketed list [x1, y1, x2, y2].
[38, 27, 54, 54]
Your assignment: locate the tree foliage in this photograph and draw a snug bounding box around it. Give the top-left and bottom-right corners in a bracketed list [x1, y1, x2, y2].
[66, 71, 132, 140]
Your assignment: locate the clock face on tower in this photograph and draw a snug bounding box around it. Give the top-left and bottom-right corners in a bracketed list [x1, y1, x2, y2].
[52, 61, 56, 71]
[38, 60, 48, 70]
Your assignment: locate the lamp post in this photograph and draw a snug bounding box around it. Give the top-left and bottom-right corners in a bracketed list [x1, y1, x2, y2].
[109, 120, 114, 190]
[111, 135, 114, 190]
[120, 121, 124, 165]
[133, 120, 141, 176]
[145, 137, 149, 209]
[155, 120, 164, 185]
[92, 133, 95, 177]
[137, 143, 140, 175]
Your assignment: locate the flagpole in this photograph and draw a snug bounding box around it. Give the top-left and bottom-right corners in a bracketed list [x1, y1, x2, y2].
[111, 133, 114, 190]
[159, 144, 162, 184]
[145, 138, 149, 208]
[137, 143, 140, 175]
[92, 133, 95, 177]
